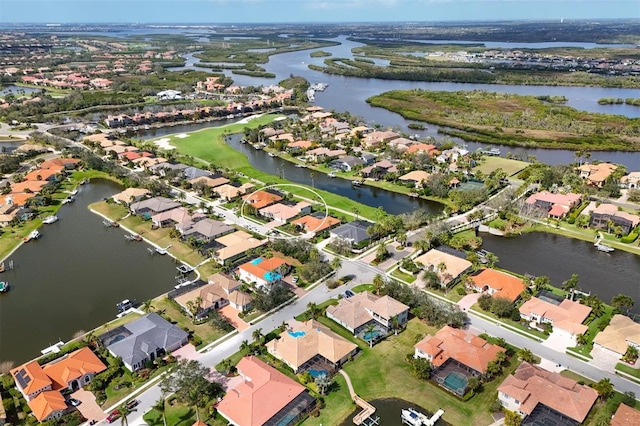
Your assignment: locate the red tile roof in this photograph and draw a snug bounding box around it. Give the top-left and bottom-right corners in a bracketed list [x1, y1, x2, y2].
[216, 356, 305, 426]
[470, 268, 526, 303]
[242, 190, 282, 209]
[291, 214, 341, 233]
[611, 403, 640, 426]
[42, 347, 107, 390]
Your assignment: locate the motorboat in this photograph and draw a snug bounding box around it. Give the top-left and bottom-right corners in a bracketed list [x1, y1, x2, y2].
[25, 230, 41, 242]
[117, 299, 134, 312]
[268, 152, 277, 157]
[42, 215, 59, 224]
[0, 281, 9, 293]
[328, 172, 336, 178]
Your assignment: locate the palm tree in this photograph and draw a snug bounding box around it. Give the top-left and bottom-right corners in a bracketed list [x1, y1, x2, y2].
[364, 323, 377, 348]
[118, 402, 132, 426]
[592, 378, 614, 401]
[240, 340, 250, 352]
[396, 231, 407, 247]
[330, 256, 342, 271]
[252, 328, 264, 346]
[495, 351, 507, 365]
[485, 252, 499, 268]
[307, 302, 321, 319]
[376, 242, 388, 261]
[576, 333, 588, 346]
[141, 299, 153, 313]
[155, 396, 167, 426]
[351, 207, 360, 220]
[314, 373, 331, 395]
[517, 348, 535, 363]
[390, 315, 400, 336]
[373, 273, 385, 296]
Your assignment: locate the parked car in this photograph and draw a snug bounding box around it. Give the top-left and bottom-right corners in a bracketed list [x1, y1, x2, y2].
[68, 398, 81, 407]
[344, 290, 355, 298]
[292, 276, 299, 283]
[126, 399, 140, 410]
[105, 410, 120, 423]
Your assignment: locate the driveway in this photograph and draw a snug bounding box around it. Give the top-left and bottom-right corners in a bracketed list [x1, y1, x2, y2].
[457, 293, 481, 311]
[172, 343, 199, 361]
[73, 388, 106, 423]
[219, 305, 250, 331]
[590, 345, 624, 371]
[541, 331, 573, 352]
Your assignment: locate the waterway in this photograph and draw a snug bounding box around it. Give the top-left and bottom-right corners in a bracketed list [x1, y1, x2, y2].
[481, 232, 640, 314]
[338, 398, 449, 426]
[0, 180, 180, 364]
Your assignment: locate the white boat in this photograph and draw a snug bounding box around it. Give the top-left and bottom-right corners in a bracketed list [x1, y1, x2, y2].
[295, 163, 307, 168]
[116, 299, 134, 312]
[41, 341, 64, 355]
[69, 188, 79, 196]
[155, 244, 171, 255]
[268, 152, 277, 157]
[306, 88, 315, 102]
[328, 172, 336, 178]
[62, 196, 75, 205]
[596, 243, 615, 253]
[401, 408, 444, 426]
[42, 215, 59, 224]
[253, 144, 263, 150]
[28, 230, 40, 240]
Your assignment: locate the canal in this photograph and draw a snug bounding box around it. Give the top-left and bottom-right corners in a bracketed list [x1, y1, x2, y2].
[481, 232, 640, 314]
[0, 180, 179, 364]
[338, 398, 449, 426]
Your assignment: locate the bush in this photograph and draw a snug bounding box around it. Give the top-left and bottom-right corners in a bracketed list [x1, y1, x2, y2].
[620, 229, 639, 243]
[456, 287, 467, 296]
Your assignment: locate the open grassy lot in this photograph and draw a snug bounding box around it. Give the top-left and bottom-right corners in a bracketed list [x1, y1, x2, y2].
[143, 401, 227, 426]
[472, 156, 530, 177]
[153, 297, 226, 347]
[304, 318, 519, 426]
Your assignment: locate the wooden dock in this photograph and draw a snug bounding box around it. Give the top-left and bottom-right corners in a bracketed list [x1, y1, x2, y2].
[339, 370, 379, 425]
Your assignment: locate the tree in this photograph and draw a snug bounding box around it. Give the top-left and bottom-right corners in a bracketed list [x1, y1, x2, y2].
[118, 402, 132, 426]
[330, 256, 342, 271]
[375, 242, 388, 261]
[252, 328, 264, 346]
[373, 273, 385, 296]
[592, 378, 614, 401]
[576, 333, 588, 346]
[533, 276, 550, 293]
[562, 274, 579, 292]
[485, 361, 502, 380]
[491, 297, 514, 318]
[478, 294, 493, 311]
[364, 323, 377, 348]
[622, 345, 639, 363]
[581, 294, 604, 317]
[504, 410, 522, 426]
[141, 299, 153, 313]
[390, 315, 400, 336]
[517, 348, 536, 363]
[467, 376, 480, 392]
[411, 357, 432, 380]
[611, 294, 635, 313]
[314, 373, 331, 395]
[495, 351, 507, 365]
[485, 252, 499, 268]
[154, 396, 167, 426]
[240, 340, 250, 352]
[307, 302, 321, 319]
[160, 360, 224, 421]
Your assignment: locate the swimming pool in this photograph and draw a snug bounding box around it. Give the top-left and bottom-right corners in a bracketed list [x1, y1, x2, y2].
[362, 330, 380, 341]
[308, 369, 328, 378]
[288, 331, 306, 338]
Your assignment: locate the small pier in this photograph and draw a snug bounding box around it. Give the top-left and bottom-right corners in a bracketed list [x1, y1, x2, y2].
[103, 219, 119, 228]
[338, 370, 379, 426]
[0, 260, 15, 273]
[41, 341, 64, 355]
[594, 233, 614, 253]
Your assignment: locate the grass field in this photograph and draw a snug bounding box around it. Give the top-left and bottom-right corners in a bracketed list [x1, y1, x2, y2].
[152, 117, 386, 221]
[472, 156, 530, 177]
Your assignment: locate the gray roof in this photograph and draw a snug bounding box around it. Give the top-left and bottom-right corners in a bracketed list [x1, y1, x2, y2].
[183, 218, 234, 239]
[330, 220, 371, 244]
[149, 162, 188, 172]
[130, 196, 181, 215]
[182, 167, 211, 180]
[107, 313, 188, 368]
[339, 156, 365, 167]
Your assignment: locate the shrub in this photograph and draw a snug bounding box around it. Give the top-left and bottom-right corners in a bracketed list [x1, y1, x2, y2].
[456, 287, 467, 296]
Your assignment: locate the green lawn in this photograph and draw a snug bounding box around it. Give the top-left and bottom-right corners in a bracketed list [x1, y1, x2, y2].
[615, 362, 640, 380]
[390, 268, 417, 283]
[351, 284, 375, 293]
[143, 401, 227, 426]
[472, 156, 530, 177]
[153, 298, 226, 347]
[470, 304, 548, 341]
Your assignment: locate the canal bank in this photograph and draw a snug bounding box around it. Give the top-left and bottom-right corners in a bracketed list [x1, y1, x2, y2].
[0, 180, 180, 364]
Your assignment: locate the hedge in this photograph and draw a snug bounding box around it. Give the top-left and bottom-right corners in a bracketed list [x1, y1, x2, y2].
[620, 229, 639, 243]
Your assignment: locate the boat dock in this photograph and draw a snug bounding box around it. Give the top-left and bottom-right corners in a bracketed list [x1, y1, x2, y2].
[594, 233, 615, 253]
[478, 147, 501, 156]
[339, 370, 380, 426]
[41, 341, 64, 355]
[401, 407, 444, 426]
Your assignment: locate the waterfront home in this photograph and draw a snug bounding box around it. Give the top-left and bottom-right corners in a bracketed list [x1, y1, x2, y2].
[174, 280, 230, 320]
[102, 313, 189, 371]
[328, 155, 364, 172]
[132, 155, 168, 169]
[130, 196, 181, 218]
[212, 230, 266, 265]
[593, 314, 640, 359]
[611, 403, 640, 426]
[181, 218, 234, 242]
[305, 147, 346, 163]
[498, 362, 597, 425]
[258, 201, 311, 224]
[188, 175, 230, 191]
[10, 180, 49, 194]
[467, 268, 526, 303]
[398, 170, 431, 188]
[519, 298, 592, 342]
[620, 171, 640, 189]
[181, 166, 211, 181]
[360, 159, 398, 179]
[414, 326, 505, 393]
[266, 320, 358, 374]
[10, 347, 107, 422]
[387, 137, 415, 151]
[39, 158, 81, 171]
[24, 168, 61, 182]
[286, 140, 313, 153]
[525, 191, 582, 219]
[292, 213, 341, 235]
[151, 206, 205, 229]
[406, 143, 438, 156]
[148, 162, 189, 177]
[578, 163, 617, 187]
[213, 183, 255, 201]
[326, 291, 409, 342]
[238, 257, 289, 290]
[111, 187, 150, 205]
[589, 203, 639, 235]
[329, 220, 372, 246]
[242, 189, 283, 210]
[216, 356, 316, 426]
[362, 130, 400, 149]
[413, 248, 473, 288]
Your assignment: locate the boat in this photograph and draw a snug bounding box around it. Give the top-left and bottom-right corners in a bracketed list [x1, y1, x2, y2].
[62, 196, 75, 205]
[295, 163, 307, 168]
[155, 244, 171, 255]
[253, 144, 263, 150]
[401, 408, 445, 426]
[144, 125, 150, 130]
[328, 172, 336, 178]
[306, 88, 315, 102]
[125, 233, 142, 242]
[352, 179, 364, 187]
[69, 188, 79, 196]
[0, 281, 9, 293]
[116, 299, 134, 312]
[596, 243, 615, 253]
[41, 341, 64, 355]
[268, 152, 277, 157]
[24, 230, 40, 242]
[42, 215, 59, 224]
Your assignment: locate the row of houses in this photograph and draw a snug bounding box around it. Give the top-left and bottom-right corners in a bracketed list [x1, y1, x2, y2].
[0, 157, 80, 227]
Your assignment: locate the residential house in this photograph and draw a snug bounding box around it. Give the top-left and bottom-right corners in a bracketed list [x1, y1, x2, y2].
[148, 162, 188, 177]
[360, 159, 398, 179]
[589, 203, 640, 235]
[188, 176, 230, 191]
[325, 291, 409, 339]
[258, 202, 311, 224]
[414, 326, 505, 378]
[388, 137, 415, 151]
[238, 257, 289, 290]
[611, 403, 640, 426]
[620, 171, 640, 189]
[10, 347, 107, 422]
[39, 158, 81, 171]
[102, 313, 189, 371]
[328, 155, 364, 172]
[498, 362, 598, 425]
[525, 191, 582, 219]
[212, 230, 266, 265]
[467, 268, 525, 303]
[130, 196, 181, 218]
[242, 190, 283, 210]
[174, 281, 230, 320]
[112, 188, 150, 205]
[398, 170, 431, 188]
[593, 314, 640, 358]
[151, 206, 204, 230]
[266, 320, 358, 373]
[286, 140, 313, 153]
[578, 163, 617, 187]
[292, 213, 341, 235]
[11, 180, 49, 194]
[181, 218, 234, 242]
[306, 147, 346, 163]
[216, 356, 316, 426]
[413, 248, 473, 288]
[24, 169, 60, 182]
[329, 220, 372, 247]
[181, 166, 211, 181]
[406, 143, 438, 156]
[362, 130, 400, 149]
[213, 183, 255, 202]
[519, 298, 592, 341]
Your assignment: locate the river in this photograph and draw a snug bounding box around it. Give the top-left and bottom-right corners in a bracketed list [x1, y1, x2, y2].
[481, 232, 640, 314]
[0, 180, 180, 364]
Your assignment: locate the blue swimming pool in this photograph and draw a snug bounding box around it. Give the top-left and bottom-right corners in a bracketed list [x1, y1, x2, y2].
[288, 331, 306, 338]
[308, 369, 328, 378]
[363, 330, 380, 341]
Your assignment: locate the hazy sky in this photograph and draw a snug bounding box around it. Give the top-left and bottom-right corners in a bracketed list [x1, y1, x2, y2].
[0, 0, 638, 23]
